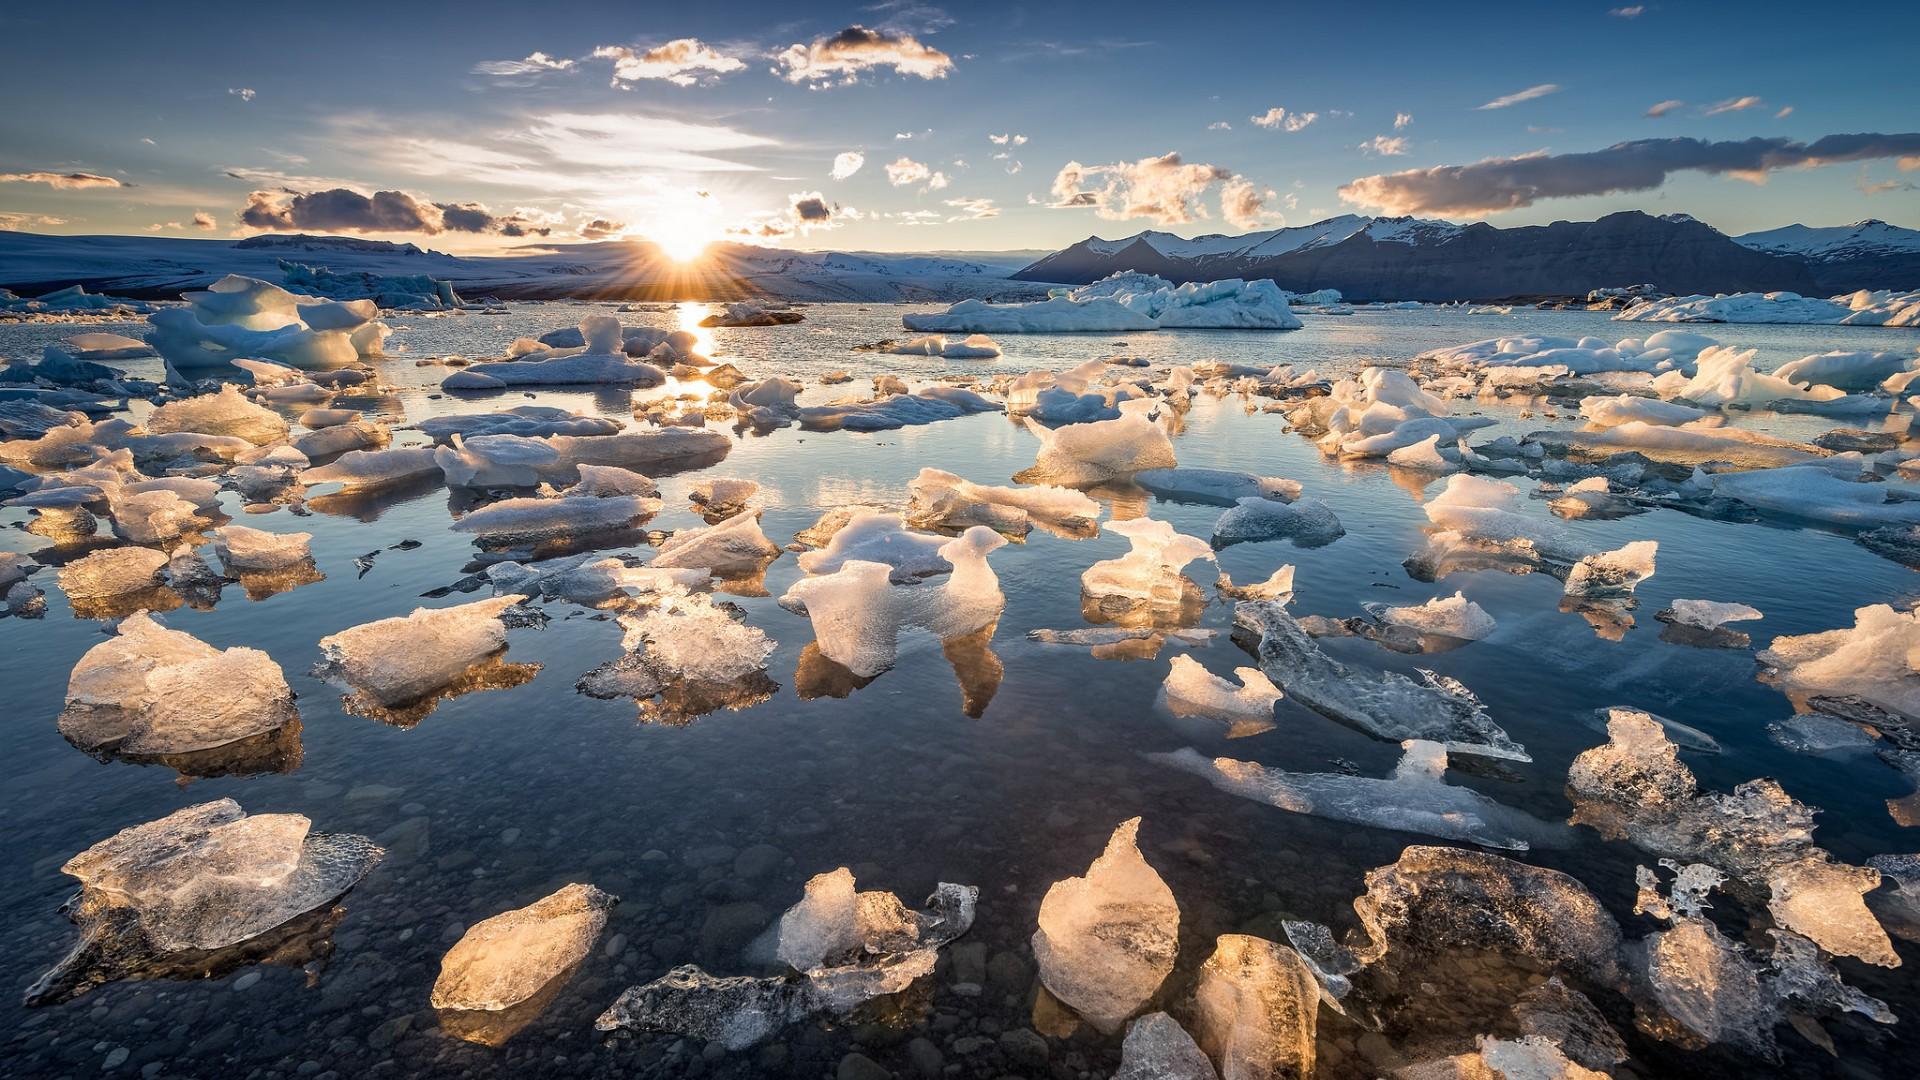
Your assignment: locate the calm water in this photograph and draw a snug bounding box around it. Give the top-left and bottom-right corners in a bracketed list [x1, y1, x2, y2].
[1, 303, 1915, 1078]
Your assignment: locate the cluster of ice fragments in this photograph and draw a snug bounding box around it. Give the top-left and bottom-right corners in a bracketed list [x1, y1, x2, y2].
[444, 316, 672, 389]
[905, 273, 1303, 333]
[1617, 288, 1920, 327]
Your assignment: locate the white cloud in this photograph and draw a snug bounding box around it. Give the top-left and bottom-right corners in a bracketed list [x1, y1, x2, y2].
[0, 171, 122, 190]
[192, 211, 217, 230]
[988, 133, 1028, 146]
[1220, 177, 1275, 231]
[1208, 121, 1232, 131]
[944, 197, 999, 221]
[228, 87, 256, 102]
[1360, 135, 1408, 156]
[1251, 107, 1317, 132]
[1705, 95, 1764, 116]
[1608, 5, 1645, 16]
[140, 136, 157, 146]
[1394, 112, 1413, 129]
[1775, 105, 1794, 119]
[775, 25, 954, 86]
[472, 52, 576, 77]
[831, 151, 865, 180]
[1645, 99, 1684, 118]
[594, 39, 744, 87]
[1050, 152, 1260, 227]
[885, 156, 948, 190]
[0, 211, 68, 229]
[1475, 83, 1561, 110]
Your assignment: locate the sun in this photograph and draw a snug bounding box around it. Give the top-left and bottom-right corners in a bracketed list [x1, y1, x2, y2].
[652, 219, 713, 262]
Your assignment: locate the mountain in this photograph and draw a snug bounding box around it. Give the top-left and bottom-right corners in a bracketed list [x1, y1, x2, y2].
[0, 232, 1059, 304]
[1012, 211, 1887, 301]
[1732, 219, 1920, 293]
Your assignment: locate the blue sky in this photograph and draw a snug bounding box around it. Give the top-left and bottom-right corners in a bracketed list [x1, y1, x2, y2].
[1, 0, 1915, 253]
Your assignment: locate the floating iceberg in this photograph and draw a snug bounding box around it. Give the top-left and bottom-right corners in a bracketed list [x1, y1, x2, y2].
[1162, 655, 1283, 732]
[1370, 591, 1495, 642]
[1233, 601, 1527, 760]
[1420, 329, 1715, 375]
[452, 493, 658, 545]
[1190, 934, 1319, 1080]
[795, 387, 1001, 432]
[795, 512, 951, 580]
[905, 273, 1301, 333]
[1210, 496, 1344, 548]
[291, 420, 387, 459]
[1578, 394, 1708, 428]
[432, 883, 617, 1011]
[57, 547, 172, 615]
[886, 334, 1001, 358]
[145, 385, 289, 446]
[1215, 564, 1295, 602]
[1759, 603, 1920, 720]
[783, 527, 1005, 677]
[700, 301, 803, 327]
[1133, 467, 1302, 507]
[299, 446, 442, 490]
[1082, 517, 1214, 625]
[688, 477, 759, 519]
[1617, 288, 1920, 327]
[578, 589, 776, 723]
[26, 799, 381, 1005]
[1021, 414, 1177, 486]
[546, 429, 730, 474]
[212, 525, 313, 572]
[1031, 818, 1180, 1033]
[417, 406, 623, 442]
[652, 511, 781, 574]
[148, 275, 388, 372]
[906, 467, 1100, 538]
[444, 316, 665, 387]
[1773, 348, 1919, 391]
[1711, 465, 1920, 527]
[1155, 742, 1551, 850]
[314, 596, 523, 709]
[435, 434, 561, 487]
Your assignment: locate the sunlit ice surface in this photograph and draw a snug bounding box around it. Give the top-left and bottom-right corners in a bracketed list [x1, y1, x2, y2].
[1, 304, 1917, 1077]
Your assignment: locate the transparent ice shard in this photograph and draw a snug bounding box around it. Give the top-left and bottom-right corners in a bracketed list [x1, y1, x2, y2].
[1115, 1011, 1218, 1080]
[432, 883, 617, 1011]
[1083, 517, 1215, 626]
[1190, 934, 1319, 1080]
[144, 385, 289, 445]
[652, 511, 782, 574]
[315, 596, 523, 708]
[1031, 818, 1180, 1034]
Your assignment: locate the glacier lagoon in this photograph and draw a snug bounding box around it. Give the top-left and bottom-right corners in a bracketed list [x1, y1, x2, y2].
[1, 301, 1916, 1078]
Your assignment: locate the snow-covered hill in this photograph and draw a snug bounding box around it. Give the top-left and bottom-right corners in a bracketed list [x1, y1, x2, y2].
[1732, 219, 1920, 292]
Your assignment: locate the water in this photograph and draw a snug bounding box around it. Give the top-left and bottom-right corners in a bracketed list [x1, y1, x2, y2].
[1, 302, 1915, 1077]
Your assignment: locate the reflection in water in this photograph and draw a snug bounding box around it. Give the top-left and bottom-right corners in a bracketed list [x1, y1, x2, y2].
[233, 559, 325, 601]
[941, 621, 1003, 718]
[794, 642, 876, 700]
[66, 717, 304, 781]
[437, 960, 583, 1047]
[1559, 596, 1635, 641]
[304, 471, 447, 522]
[340, 655, 543, 729]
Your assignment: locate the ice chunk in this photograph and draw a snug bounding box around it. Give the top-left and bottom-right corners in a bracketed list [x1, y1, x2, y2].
[1211, 496, 1344, 548]
[26, 799, 381, 1004]
[106, 488, 207, 544]
[1579, 394, 1708, 428]
[1386, 434, 1459, 473]
[652, 511, 781, 573]
[595, 966, 808, 1050]
[432, 883, 617, 1011]
[886, 333, 1002, 358]
[1133, 467, 1302, 507]
[578, 589, 776, 722]
[1082, 517, 1215, 624]
[1562, 541, 1657, 599]
[1567, 709, 1697, 812]
[1765, 857, 1897, 967]
[546, 429, 730, 474]
[212, 525, 313, 572]
[906, 467, 1101, 538]
[906, 274, 1302, 333]
[58, 547, 171, 611]
[1022, 414, 1176, 485]
[315, 596, 522, 708]
[444, 321, 666, 387]
[700, 300, 803, 327]
[299, 446, 442, 489]
[796, 512, 950, 580]
[1154, 742, 1552, 850]
[297, 407, 358, 429]
[435, 434, 561, 488]
[148, 275, 387, 371]
[688, 477, 759, 519]
[1759, 604, 1920, 720]
[563, 465, 657, 499]
[62, 332, 153, 359]
[1115, 1012, 1218, 1080]
[795, 388, 1000, 432]
[1370, 591, 1496, 641]
[1346, 846, 1622, 986]
[58, 610, 297, 758]
[1031, 818, 1179, 1033]
[1657, 599, 1761, 632]
[417, 406, 623, 442]
[783, 528, 1005, 677]
[1215, 564, 1295, 602]
[1396, 1036, 1607, 1080]
[1189, 934, 1318, 1080]
[145, 385, 288, 445]
[292, 420, 387, 459]
[452, 494, 658, 545]
[1232, 601, 1526, 760]
[1774, 348, 1918, 392]
[1616, 288, 1920, 327]
[1161, 655, 1282, 733]
[1712, 465, 1920, 526]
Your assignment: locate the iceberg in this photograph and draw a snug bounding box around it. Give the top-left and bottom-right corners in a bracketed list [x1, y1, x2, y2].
[148, 274, 388, 372]
[435, 434, 561, 488]
[443, 316, 665, 387]
[212, 525, 313, 572]
[1215, 564, 1295, 602]
[886, 333, 1002, 358]
[314, 596, 523, 709]
[783, 527, 1005, 677]
[700, 300, 803, 327]
[652, 511, 781, 574]
[432, 883, 617, 1011]
[795, 512, 951, 580]
[1773, 348, 1919, 392]
[1031, 818, 1180, 1033]
[145, 385, 289, 446]
[1210, 496, 1344, 548]
[577, 588, 776, 723]
[1370, 591, 1495, 642]
[1617, 288, 1920, 327]
[795, 387, 1000, 432]
[1082, 517, 1214, 626]
[906, 467, 1100, 538]
[26, 799, 381, 1005]
[298, 446, 442, 490]
[1162, 655, 1283, 732]
[57, 547, 173, 616]
[1578, 395, 1708, 428]
[1233, 601, 1527, 760]
[1021, 414, 1177, 485]
[906, 273, 1302, 333]
[1711, 465, 1920, 526]
[452, 493, 658, 545]
[1758, 603, 1920, 720]
[416, 406, 623, 442]
[688, 477, 759, 519]
[1133, 467, 1302, 507]
[1190, 934, 1319, 1080]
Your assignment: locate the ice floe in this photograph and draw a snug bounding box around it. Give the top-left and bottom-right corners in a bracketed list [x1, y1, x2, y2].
[314, 596, 526, 711]
[1115, 1012, 1217, 1080]
[905, 273, 1302, 333]
[652, 510, 781, 574]
[148, 275, 388, 372]
[1758, 603, 1920, 720]
[1210, 496, 1344, 548]
[1617, 288, 1920, 327]
[782, 527, 1005, 677]
[1031, 818, 1180, 1033]
[1082, 517, 1215, 626]
[146, 385, 289, 445]
[906, 467, 1100, 538]
[886, 333, 1002, 358]
[1161, 654, 1283, 733]
[578, 588, 777, 723]
[1190, 934, 1319, 1080]
[432, 883, 617, 1011]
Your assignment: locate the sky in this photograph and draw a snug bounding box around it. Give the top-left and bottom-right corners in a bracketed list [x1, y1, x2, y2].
[1, 0, 1916, 256]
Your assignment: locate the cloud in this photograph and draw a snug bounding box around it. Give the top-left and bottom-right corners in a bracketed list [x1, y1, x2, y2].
[1360, 135, 1409, 156]
[192, 211, 217, 230]
[885, 156, 948, 190]
[577, 217, 626, 240]
[1705, 95, 1764, 116]
[229, 87, 255, 102]
[239, 187, 557, 236]
[1858, 173, 1919, 196]
[1220, 177, 1275, 231]
[943, 196, 999, 221]
[1476, 83, 1561, 110]
[775, 25, 954, 86]
[1394, 112, 1413, 129]
[1775, 105, 1794, 119]
[988, 133, 1028, 146]
[1251, 107, 1316, 132]
[1608, 5, 1645, 16]
[594, 39, 744, 87]
[1051, 152, 1264, 227]
[830, 151, 865, 180]
[0, 171, 122, 190]
[1208, 121, 1232, 131]
[0, 211, 68, 230]
[1339, 132, 1920, 215]
[790, 192, 834, 222]
[1645, 99, 1684, 118]
[730, 190, 847, 239]
[472, 52, 576, 77]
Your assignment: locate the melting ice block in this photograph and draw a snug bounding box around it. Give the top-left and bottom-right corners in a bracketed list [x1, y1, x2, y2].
[1216, 564, 1295, 602]
[652, 511, 781, 573]
[688, 477, 759, 518]
[213, 525, 313, 572]
[1116, 1012, 1218, 1080]
[144, 385, 290, 445]
[58, 611, 297, 757]
[905, 274, 1302, 333]
[1658, 598, 1761, 631]
[1023, 414, 1176, 485]
[432, 883, 617, 1011]
[577, 589, 777, 722]
[27, 799, 381, 1004]
[435, 434, 561, 488]
[299, 446, 442, 489]
[1031, 818, 1180, 1034]
[1154, 741, 1552, 851]
[1759, 604, 1920, 720]
[797, 512, 952, 580]
[1083, 516, 1214, 619]
[906, 467, 1100, 538]
[1370, 591, 1496, 642]
[1211, 497, 1344, 548]
[417, 406, 623, 442]
[1232, 601, 1527, 761]
[783, 527, 1006, 677]
[1190, 934, 1319, 1080]
[148, 274, 387, 371]
[452, 494, 658, 544]
[1395, 1036, 1607, 1080]
[106, 488, 207, 544]
[315, 596, 522, 707]
[58, 547, 170, 606]
[1162, 655, 1282, 732]
[563, 464, 658, 499]
[1133, 467, 1302, 507]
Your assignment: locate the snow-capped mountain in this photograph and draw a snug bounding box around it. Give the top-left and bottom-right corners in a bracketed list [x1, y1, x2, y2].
[1013, 211, 1890, 301]
[1733, 220, 1920, 292]
[0, 231, 1058, 304]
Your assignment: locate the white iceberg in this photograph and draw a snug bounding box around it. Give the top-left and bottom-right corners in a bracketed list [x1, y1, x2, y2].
[1211, 496, 1344, 548]
[145, 385, 289, 446]
[1617, 288, 1920, 327]
[212, 525, 313, 572]
[887, 334, 1002, 358]
[783, 527, 1005, 677]
[315, 596, 522, 708]
[906, 273, 1301, 333]
[1022, 414, 1177, 485]
[148, 275, 389, 372]
[906, 467, 1100, 538]
[1162, 655, 1283, 732]
[652, 511, 781, 574]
